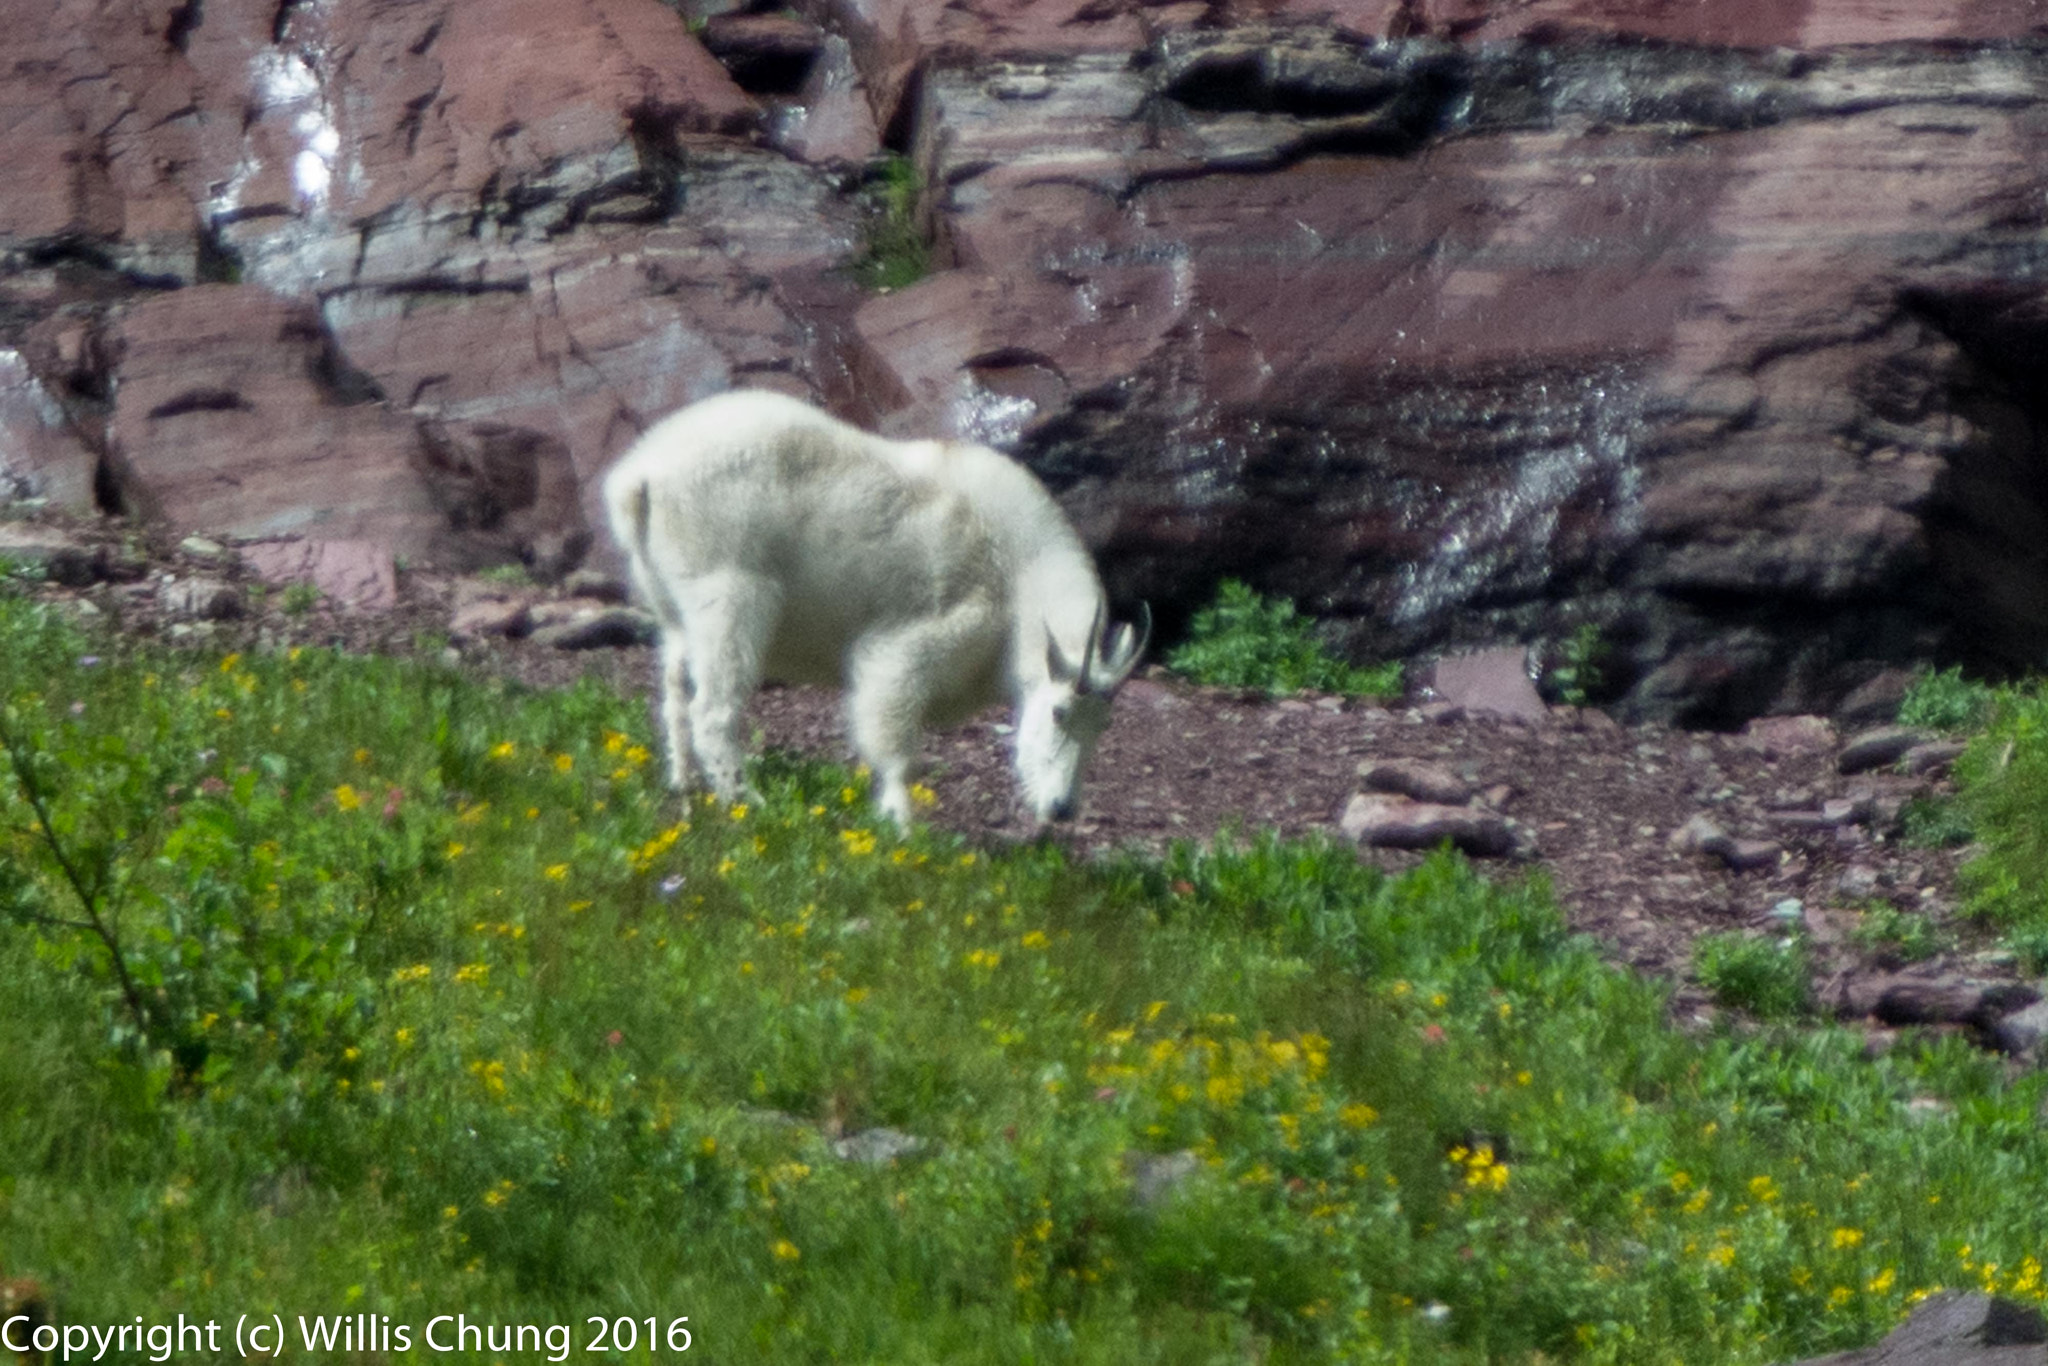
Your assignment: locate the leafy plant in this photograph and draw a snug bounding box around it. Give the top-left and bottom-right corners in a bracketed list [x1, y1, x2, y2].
[1693, 930, 1811, 1019]
[1166, 580, 1402, 698]
[849, 155, 929, 292]
[1545, 623, 1608, 707]
[477, 563, 535, 588]
[281, 581, 320, 615]
[1897, 665, 1995, 734]
[1849, 901, 1947, 964]
[1900, 794, 1974, 849]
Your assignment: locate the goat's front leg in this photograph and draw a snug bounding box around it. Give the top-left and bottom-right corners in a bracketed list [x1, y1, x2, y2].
[846, 646, 927, 828]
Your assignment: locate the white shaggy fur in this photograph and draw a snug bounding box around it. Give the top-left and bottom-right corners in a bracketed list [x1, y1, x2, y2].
[602, 390, 1147, 826]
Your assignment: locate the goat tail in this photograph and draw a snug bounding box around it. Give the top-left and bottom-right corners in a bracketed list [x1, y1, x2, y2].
[610, 473, 683, 628]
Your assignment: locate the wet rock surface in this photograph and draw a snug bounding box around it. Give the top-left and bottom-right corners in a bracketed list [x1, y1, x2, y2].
[6, 0, 2048, 730]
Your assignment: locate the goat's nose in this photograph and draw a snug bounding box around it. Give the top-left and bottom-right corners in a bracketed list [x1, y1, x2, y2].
[1049, 796, 1077, 823]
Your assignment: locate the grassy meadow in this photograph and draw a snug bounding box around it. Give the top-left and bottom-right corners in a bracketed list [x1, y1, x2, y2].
[4, 588, 2048, 1363]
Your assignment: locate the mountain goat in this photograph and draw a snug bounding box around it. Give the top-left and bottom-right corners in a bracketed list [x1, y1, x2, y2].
[602, 390, 1148, 826]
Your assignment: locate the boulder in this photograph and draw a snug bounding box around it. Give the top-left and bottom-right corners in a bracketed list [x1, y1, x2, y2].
[240, 540, 399, 612]
[1358, 758, 1475, 806]
[1792, 1292, 2046, 1366]
[1339, 791, 1524, 859]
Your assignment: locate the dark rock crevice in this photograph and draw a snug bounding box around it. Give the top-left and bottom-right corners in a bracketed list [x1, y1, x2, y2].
[1901, 283, 2048, 676]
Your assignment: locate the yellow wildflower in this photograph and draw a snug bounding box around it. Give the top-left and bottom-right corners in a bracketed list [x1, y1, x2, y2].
[543, 863, 569, 881]
[772, 1240, 801, 1262]
[1832, 1227, 1864, 1250]
[334, 783, 362, 812]
[1339, 1103, 1379, 1129]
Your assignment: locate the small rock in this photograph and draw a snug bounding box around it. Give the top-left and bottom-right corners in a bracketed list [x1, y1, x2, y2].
[1739, 714, 1835, 759]
[449, 597, 533, 640]
[1723, 838, 1783, 872]
[0, 522, 102, 586]
[1989, 999, 2048, 1060]
[1339, 792, 1522, 859]
[528, 606, 657, 650]
[1863, 979, 2038, 1028]
[1429, 647, 1548, 721]
[1836, 865, 1883, 900]
[1669, 813, 1732, 859]
[1123, 1149, 1201, 1207]
[1839, 726, 1930, 775]
[561, 567, 629, 602]
[1833, 668, 1919, 731]
[179, 534, 227, 559]
[159, 576, 244, 620]
[829, 1127, 928, 1165]
[1903, 740, 1968, 776]
[1820, 795, 1875, 827]
[1358, 758, 1475, 806]
[1767, 897, 1804, 924]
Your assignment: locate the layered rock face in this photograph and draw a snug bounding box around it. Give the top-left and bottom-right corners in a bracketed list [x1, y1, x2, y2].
[4, 0, 2046, 720]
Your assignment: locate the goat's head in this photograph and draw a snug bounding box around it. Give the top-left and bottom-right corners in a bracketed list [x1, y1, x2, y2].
[1013, 601, 1150, 823]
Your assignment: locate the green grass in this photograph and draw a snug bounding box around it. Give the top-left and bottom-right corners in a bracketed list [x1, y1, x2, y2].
[6, 592, 2048, 1362]
[1166, 581, 1402, 699]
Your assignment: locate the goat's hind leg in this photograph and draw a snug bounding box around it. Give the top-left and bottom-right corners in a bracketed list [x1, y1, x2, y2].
[655, 631, 698, 794]
[679, 573, 776, 806]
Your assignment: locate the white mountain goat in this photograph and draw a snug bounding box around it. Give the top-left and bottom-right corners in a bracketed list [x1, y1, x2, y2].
[602, 390, 1149, 826]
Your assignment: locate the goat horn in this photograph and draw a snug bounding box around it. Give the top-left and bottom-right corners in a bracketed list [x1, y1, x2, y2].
[1094, 601, 1151, 690]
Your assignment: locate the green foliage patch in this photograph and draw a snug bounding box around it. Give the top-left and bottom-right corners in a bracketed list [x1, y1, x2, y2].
[1166, 580, 1402, 699]
[1897, 666, 1995, 735]
[4, 594, 2048, 1362]
[1692, 931, 1812, 1020]
[850, 155, 929, 293]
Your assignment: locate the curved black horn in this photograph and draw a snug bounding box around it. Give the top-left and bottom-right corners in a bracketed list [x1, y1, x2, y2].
[1090, 601, 1152, 691]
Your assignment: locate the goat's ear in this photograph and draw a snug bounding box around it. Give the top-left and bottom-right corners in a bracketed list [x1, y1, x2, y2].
[1091, 601, 1151, 693]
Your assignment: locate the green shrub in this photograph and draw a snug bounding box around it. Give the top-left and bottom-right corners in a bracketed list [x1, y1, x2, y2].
[1954, 683, 2048, 938]
[1693, 931, 1811, 1019]
[1545, 623, 1608, 707]
[1849, 902, 1947, 964]
[1166, 580, 1402, 698]
[281, 581, 320, 615]
[850, 155, 929, 292]
[1897, 665, 1995, 734]
[1900, 794, 1975, 849]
